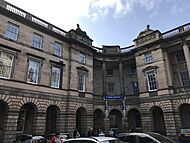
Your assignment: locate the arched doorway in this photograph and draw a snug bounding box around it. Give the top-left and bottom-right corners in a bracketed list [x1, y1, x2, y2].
[46, 105, 59, 134]
[76, 107, 87, 136]
[179, 103, 190, 127]
[128, 108, 142, 132]
[93, 109, 105, 131]
[151, 106, 166, 135]
[0, 100, 8, 143]
[109, 109, 122, 134]
[17, 103, 36, 134]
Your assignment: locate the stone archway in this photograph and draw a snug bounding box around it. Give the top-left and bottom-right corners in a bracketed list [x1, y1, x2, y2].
[179, 103, 190, 127]
[127, 108, 142, 132]
[46, 105, 60, 134]
[0, 100, 8, 143]
[76, 107, 87, 137]
[17, 103, 37, 134]
[109, 109, 122, 134]
[93, 109, 105, 131]
[151, 106, 166, 135]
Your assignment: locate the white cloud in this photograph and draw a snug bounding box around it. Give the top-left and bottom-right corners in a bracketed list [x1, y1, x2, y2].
[5, 0, 162, 30]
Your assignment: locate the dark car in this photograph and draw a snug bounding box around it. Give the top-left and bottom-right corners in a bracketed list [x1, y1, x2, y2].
[32, 136, 46, 143]
[179, 128, 190, 143]
[116, 132, 176, 143]
[12, 134, 32, 143]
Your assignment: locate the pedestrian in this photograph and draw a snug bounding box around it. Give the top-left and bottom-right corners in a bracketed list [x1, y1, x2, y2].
[73, 129, 80, 138]
[87, 127, 94, 137]
[50, 131, 62, 143]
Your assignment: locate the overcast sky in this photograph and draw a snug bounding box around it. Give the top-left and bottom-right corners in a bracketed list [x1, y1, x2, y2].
[5, 0, 190, 47]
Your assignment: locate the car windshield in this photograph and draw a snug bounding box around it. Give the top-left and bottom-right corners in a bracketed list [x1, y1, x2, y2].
[147, 133, 176, 143]
[101, 139, 122, 143]
[181, 128, 190, 134]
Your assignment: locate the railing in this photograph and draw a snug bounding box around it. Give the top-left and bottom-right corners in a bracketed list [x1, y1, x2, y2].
[162, 23, 190, 39]
[92, 45, 135, 54]
[2, 1, 68, 38]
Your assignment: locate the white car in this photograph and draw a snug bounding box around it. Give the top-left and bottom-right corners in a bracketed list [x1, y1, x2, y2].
[64, 136, 122, 143]
[116, 132, 176, 143]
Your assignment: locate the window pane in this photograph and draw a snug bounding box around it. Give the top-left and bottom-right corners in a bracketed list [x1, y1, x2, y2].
[5, 23, 19, 41]
[32, 34, 42, 49]
[180, 71, 190, 87]
[51, 67, 61, 88]
[176, 51, 185, 63]
[78, 73, 85, 91]
[27, 60, 40, 84]
[0, 51, 14, 79]
[146, 70, 157, 91]
[80, 53, 85, 64]
[53, 42, 62, 56]
[144, 52, 153, 63]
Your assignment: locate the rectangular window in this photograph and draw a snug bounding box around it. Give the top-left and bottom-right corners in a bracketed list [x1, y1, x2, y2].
[78, 72, 85, 92]
[176, 50, 185, 63]
[79, 52, 85, 64]
[0, 51, 14, 79]
[132, 82, 139, 95]
[107, 68, 113, 76]
[130, 65, 136, 74]
[51, 67, 61, 88]
[32, 33, 42, 49]
[144, 51, 153, 63]
[146, 70, 157, 91]
[180, 71, 190, 88]
[27, 59, 40, 84]
[107, 82, 114, 94]
[5, 22, 19, 41]
[53, 42, 62, 57]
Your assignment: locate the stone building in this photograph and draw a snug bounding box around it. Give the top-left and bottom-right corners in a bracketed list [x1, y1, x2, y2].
[0, 0, 190, 142]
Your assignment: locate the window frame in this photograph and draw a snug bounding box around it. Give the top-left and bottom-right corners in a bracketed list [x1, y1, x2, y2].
[146, 69, 157, 92]
[107, 82, 115, 95]
[144, 51, 153, 64]
[26, 58, 41, 84]
[5, 22, 19, 41]
[176, 50, 185, 63]
[180, 70, 190, 88]
[79, 52, 86, 64]
[53, 42, 62, 57]
[106, 68, 113, 76]
[0, 50, 14, 79]
[32, 33, 43, 49]
[78, 72, 86, 92]
[51, 66, 61, 88]
[131, 81, 139, 96]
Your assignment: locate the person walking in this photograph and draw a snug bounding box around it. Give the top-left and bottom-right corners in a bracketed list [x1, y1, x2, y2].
[87, 128, 94, 137]
[73, 129, 80, 138]
[50, 131, 62, 143]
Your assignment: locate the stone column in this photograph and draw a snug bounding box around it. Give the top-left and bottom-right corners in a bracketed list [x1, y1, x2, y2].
[33, 111, 46, 135]
[119, 61, 124, 95]
[163, 50, 173, 93]
[183, 42, 190, 78]
[3, 109, 19, 143]
[141, 112, 153, 132]
[163, 111, 177, 136]
[104, 117, 110, 135]
[102, 61, 106, 95]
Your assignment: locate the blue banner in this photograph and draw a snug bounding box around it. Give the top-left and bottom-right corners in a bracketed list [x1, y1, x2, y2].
[104, 96, 124, 100]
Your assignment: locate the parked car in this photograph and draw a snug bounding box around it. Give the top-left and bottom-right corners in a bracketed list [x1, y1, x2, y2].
[116, 132, 177, 143]
[64, 136, 122, 143]
[12, 134, 46, 143]
[179, 127, 190, 143]
[60, 133, 70, 142]
[32, 136, 46, 143]
[12, 134, 33, 143]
